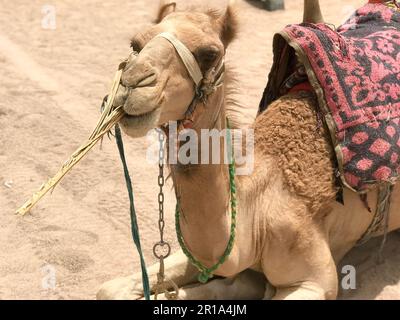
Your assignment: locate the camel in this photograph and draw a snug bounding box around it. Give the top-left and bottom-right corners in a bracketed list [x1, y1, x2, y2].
[97, 0, 400, 300]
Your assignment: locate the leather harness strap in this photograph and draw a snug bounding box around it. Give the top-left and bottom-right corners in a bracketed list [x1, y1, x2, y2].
[156, 32, 204, 89]
[155, 32, 225, 129]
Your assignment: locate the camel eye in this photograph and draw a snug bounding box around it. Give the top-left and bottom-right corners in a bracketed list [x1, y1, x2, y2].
[196, 47, 220, 71]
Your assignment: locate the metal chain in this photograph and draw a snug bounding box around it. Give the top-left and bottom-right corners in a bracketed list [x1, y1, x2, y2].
[158, 129, 166, 243]
[153, 128, 179, 300]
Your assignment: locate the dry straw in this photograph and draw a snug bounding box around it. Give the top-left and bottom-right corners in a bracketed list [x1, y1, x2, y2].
[16, 66, 125, 216]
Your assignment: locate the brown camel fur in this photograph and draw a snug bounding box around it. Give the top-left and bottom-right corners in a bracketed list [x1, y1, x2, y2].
[255, 92, 338, 216]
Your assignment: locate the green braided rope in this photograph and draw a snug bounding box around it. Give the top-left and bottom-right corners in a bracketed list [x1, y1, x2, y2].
[175, 119, 237, 284]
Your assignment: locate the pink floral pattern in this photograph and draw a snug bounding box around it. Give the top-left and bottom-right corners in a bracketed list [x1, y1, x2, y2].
[260, 3, 400, 192]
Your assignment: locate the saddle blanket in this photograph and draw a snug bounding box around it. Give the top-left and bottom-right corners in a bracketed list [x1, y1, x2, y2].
[259, 2, 400, 193]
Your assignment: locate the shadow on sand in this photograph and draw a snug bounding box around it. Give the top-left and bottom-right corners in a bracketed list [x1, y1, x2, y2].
[338, 232, 400, 300]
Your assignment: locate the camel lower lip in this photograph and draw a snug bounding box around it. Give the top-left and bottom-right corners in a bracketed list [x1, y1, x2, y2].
[120, 107, 160, 129]
[123, 107, 158, 120]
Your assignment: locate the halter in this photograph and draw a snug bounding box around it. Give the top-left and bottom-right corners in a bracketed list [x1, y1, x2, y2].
[150, 33, 235, 287]
[155, 32, 226, 129]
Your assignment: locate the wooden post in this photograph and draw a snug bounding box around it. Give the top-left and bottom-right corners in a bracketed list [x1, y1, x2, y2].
[303, 0, 324, 23]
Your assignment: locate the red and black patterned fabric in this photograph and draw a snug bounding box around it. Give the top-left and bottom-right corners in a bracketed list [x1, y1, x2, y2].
[259, 2, 400, 193]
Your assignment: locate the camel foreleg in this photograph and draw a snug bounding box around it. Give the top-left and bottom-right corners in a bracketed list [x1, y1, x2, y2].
[148, 269, 268, 300]
[97, 250, 198, 300]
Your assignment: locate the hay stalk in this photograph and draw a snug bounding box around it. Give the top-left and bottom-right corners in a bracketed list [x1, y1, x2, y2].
[16, 68, 125, 216]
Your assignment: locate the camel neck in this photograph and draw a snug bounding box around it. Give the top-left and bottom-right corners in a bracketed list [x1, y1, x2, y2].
[169, 90, 232, 267]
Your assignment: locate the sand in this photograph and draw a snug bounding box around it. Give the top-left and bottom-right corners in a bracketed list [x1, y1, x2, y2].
[1, 0, 399, 300]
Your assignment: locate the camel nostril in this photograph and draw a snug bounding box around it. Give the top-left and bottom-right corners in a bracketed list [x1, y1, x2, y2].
[121, 70, 157, 89]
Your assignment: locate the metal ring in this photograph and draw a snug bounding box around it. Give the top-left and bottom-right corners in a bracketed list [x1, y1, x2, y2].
[195, 87, 204, 100]
[153, 241, 171, 259]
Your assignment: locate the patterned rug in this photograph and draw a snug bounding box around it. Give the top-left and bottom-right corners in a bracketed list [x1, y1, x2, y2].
[259, 1, 400, 193]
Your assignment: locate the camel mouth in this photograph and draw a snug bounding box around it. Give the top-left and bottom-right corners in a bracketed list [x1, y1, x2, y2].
[114, 81, 161, 128]
[122, 107, 159, 121]
[119, 106, 161, 135]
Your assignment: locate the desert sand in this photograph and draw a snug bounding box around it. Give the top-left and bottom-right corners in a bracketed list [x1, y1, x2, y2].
[1, 0, 400, 300]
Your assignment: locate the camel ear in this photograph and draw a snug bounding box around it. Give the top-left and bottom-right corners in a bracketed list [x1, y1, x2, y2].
[155, 1, 176, 24]
[217, 1, 239, 48]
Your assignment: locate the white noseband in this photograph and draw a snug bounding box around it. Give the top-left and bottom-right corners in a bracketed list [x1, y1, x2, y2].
[156, 32, 225, 101]
[156, 32, 204, 89]
[154, 32, 225, 123]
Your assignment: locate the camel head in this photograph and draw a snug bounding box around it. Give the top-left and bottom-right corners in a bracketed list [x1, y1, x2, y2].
[118, 1, 238, 138]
